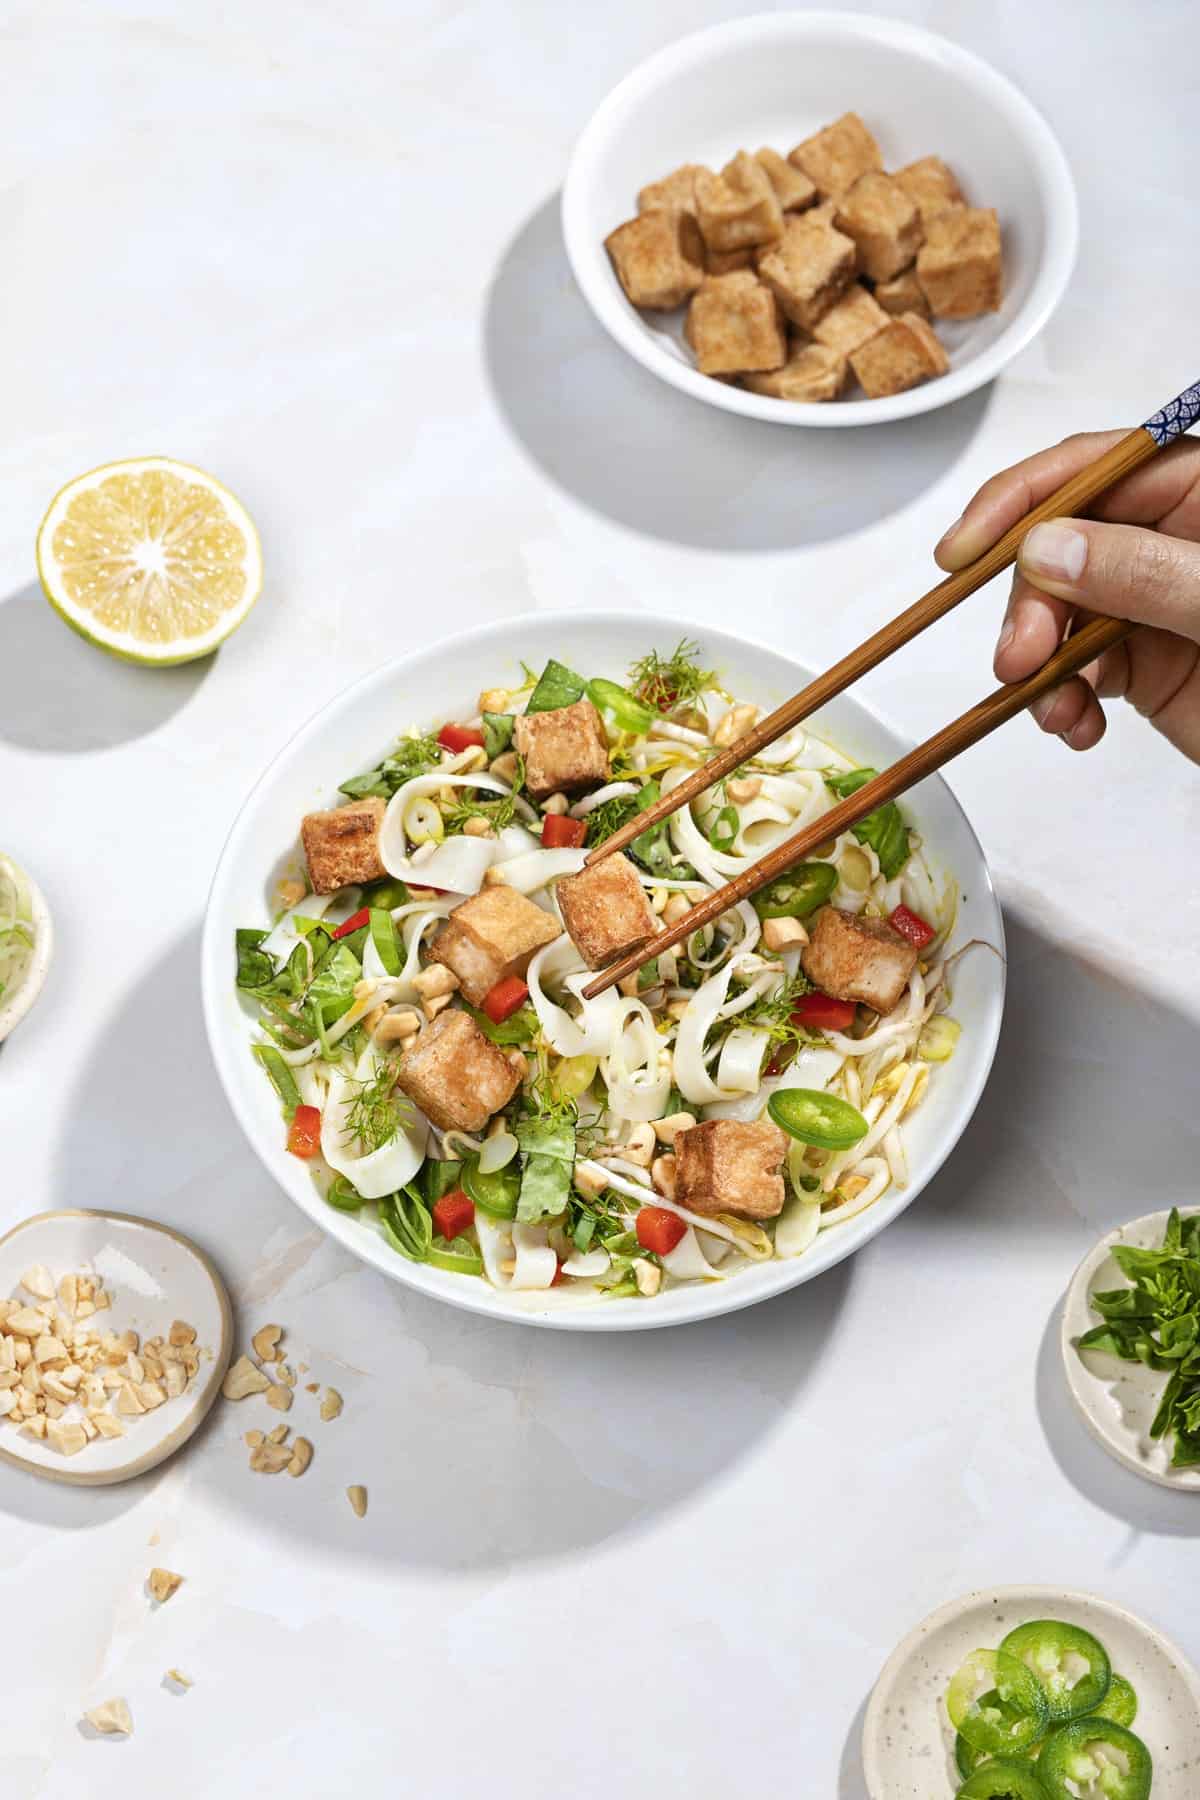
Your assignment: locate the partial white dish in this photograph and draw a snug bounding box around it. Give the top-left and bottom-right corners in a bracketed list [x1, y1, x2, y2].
[1061, 1207, 1200, 1493]
[202, 611, 1005, 1331]
[862, 1584, 1200, 1797]
[0, 853, 53, 1043]
[562, 11, 1077, 426]
[0, 1210, 233, 1486]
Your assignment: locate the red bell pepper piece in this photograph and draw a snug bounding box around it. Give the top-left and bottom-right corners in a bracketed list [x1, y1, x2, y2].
[331, 907, 370, 940]
[541, 813, 586, 849]
[437, 722, 485, 753]
[636, 1206, 687, 1256]
[287, 1104, 322, 1159]
[482, 975, 529, 1023]
[432, 1189, 475, 1240]
[551, 1258, 566, 1286]
[888, 904, 936, 950]
[791, 991, 857, 1033]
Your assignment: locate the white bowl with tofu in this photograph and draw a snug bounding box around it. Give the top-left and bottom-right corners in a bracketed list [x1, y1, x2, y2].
[562, 12, 1077, 424]
[203, 613, 1005, 1331]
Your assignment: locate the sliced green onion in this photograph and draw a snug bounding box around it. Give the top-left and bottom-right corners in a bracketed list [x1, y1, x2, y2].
[326, 1176, 364, 1213]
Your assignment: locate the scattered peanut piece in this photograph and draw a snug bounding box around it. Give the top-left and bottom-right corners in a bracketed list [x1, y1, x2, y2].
[266, 1423, 289, 1445]
[305, 1381, 320, 1394]
[265, 1384, 293, 1414]
[84, 1697, 133, 1736]
[165, 1669, 192, 1691]
[251, 1323, 282, 1362]
[20, 1266, 55, 1301]
[319, 1387, 343, 1422]
[244, 1429, 264, 1449]
[287, 1436, 313, 1477]
[347, 1484, 368, 1518]
[221, 1355, 270, 1401]
[148, 1568, 183, 1604]
[249, 1440, 292, 1474]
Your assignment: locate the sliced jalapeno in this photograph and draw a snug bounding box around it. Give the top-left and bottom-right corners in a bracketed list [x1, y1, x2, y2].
[768, 1087, 869, 1151]
[585, 677, 654, 735]
[955, 1695, 1037, 1780]
[462, 1156, 521, 1220]
[947, 1649, 1049, 1756]
[999, 1621, 1112, 1722]
[1089, 1673, 1137, 1729]
[956, 1760, 1051, 1798]
[752, 861, 837, 920]
[1037, 1718, 1152, 1800]
[428, 1234, 484, 1277]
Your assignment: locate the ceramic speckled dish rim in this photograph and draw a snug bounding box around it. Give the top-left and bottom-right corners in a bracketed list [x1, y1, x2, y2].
[0, 857, 53, 1043]
[1060, 1206, 1200, 1494]
[0, 1209, 234, 1487]
[861, 1583, 1200, 1798]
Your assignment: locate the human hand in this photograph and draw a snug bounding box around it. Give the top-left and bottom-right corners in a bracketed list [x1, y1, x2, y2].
[934, 432, 1200, 763]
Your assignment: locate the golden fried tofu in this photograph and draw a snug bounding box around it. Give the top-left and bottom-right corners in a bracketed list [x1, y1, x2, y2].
[300, 798, 387, 895]
[513, 699, 609, 800]
[429, 888, 561, 1007]
[834, 172, 923, 283]
[757, 213, 857, 331]
[893, 156, 964, 225]
[605, 210, 705, 311]
[754, 148, 817, 213]
[395, 1008, 521, 1133]
[684, 272, 787, 376]
[741, 342, 847, 402]
[916, 206, 1002, 318]
[694, 152, 784, 254]
[674, 1118, 790, 1221]
[637, 162, 707, 218]
[801, 905, 917, 1015]
[810, 282, 890, 355]
[788, 112, 883, 200]
[706, 246, 757, 275]
[848, 311, 948, 398]
[556, 854, 656, 971]
[873, 266, 930, 317]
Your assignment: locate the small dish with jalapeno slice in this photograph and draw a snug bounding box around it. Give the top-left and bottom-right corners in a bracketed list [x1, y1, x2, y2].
[861, 1586, 1200, 1800]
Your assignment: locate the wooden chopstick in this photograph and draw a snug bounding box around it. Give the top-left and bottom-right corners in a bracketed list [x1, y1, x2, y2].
[580, 612, 1132, 999]
[590, 396, 1199, 868]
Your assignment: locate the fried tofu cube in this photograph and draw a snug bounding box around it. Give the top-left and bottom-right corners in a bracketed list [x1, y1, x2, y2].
[757, 214, 857, 331]
[694, 152, 784, 253]
[513, 699, 609, 801]
[894, 155, 964, 225]
[741, 342, 847, 402]
[788, 112, 882, 200]
[800, 905, 918, 1015]
[848, 311, 948, 398]
[556, 854, 656, 971]
[873, 265, 930, 317]
[300, 798, 387, 895]
[429, 888, 561, 1007]
[674, 1118, 790, 1221]
[916, 207, 1002, 318]
[810, 282, 890, 355]
[754, 148, 817, 213]
[637, 162, 707, 218]
[395, 1008, 521, 1132]
[834, 172, 923, 283]
[684, 272, 787, 376]
[705, 246, 757, 275]
[605, 210, 705, 311]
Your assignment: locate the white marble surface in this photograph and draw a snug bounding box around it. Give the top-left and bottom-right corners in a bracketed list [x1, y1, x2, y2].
[3, 2, 1199, 1794]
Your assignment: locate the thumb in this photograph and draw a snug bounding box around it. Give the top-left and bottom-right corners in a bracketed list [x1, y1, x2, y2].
[1018, 518, 1200, 643]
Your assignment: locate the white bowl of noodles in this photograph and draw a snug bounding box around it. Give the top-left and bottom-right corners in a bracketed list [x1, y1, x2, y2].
[0, 855, 53, 1045]
[202, 612, 1004, 1330]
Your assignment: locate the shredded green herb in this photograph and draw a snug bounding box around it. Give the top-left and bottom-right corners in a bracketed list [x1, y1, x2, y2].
[824, 767, 911, 881]
[627, 638, 719, 713]
[343, 1058, 412, 1154]
[442, 791, 519, 836]
[339, 732, 440, 800]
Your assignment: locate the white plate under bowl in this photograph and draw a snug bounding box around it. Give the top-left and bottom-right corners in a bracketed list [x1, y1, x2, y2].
[0, 1210, 233, 1486]
[0, 855, 54, 1044]
[202, 610, 1005, 1331]
[1061, 1208, 1200, 1494]
[862, 1585, 1200, 1797]
[562, 11, 1078, 427]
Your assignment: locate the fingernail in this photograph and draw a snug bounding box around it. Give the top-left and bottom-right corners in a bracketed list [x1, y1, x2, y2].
[996, 619, 1016, 656]
[1021, 521, 1088, 584]
[1030, 694, 1055, 727]
[937, 512, 965, 548]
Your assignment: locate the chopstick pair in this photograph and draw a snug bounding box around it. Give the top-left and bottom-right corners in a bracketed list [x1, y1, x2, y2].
[581, 378, 1200, 1000]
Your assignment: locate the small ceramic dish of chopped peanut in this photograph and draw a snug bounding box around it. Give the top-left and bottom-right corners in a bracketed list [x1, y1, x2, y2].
[0, 1211, 232, 1486]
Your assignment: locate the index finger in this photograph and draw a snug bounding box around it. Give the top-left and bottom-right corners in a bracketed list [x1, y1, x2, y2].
[934, 430, 1200, 571]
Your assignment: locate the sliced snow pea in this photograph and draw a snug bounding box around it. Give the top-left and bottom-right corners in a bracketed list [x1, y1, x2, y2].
[999, 1620, 1111, 1722]
[947, 1649, 1050, 1756]
[768, 1087, 869, 1152]
[1036, 1719, 1152, 1800]
[956, 1762, 1050, 1798]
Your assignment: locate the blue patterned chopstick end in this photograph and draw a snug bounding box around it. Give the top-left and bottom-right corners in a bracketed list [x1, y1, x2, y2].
[1142, 381, 1200, 446]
